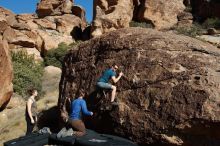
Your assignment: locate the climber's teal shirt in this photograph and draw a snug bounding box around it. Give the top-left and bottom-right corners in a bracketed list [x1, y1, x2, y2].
[70, 98, 92, 120]
[98, 69, 116, 83]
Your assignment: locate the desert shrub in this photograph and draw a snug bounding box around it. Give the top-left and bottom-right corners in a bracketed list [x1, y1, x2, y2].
[44, 42, 81, 68]
[130, 21, 154, 28]
[69, 41, 81, 48]
[44, 42, 69, 68]
[202, 17, 220, 29]
[12, 51, 44, 98]
[174, 23, 204, 37]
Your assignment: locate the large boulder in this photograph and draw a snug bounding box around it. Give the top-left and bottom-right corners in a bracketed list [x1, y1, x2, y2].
[72, 5, 87, 27]
[36, 29, 73, 54]
[135, 0, 185, 29]
[54, 14, 83, 34]
[72, 5, 85, 20]
[12, 47, 43, 62]
[2, 27, 17, 42]
[59, 27, 220, 145]
[0, 7, 14, 17]
[11, 22, 31, 31]
[0, 39, 13, 111]
[0, 7, 15, 34]
[0, 16, 8, 34]
[36, 0, 74, 18]
[91, 0, 134, 37]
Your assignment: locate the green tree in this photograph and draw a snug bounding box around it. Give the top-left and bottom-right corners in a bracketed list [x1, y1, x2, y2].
[44, 42, 81, 68]
[12, 51, 44, 98]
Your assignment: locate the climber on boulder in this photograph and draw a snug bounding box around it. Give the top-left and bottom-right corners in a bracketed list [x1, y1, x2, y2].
[97, 64, 123, 104]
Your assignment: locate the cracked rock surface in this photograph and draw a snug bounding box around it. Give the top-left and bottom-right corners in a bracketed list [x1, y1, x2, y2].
[59, 27, 220, 145]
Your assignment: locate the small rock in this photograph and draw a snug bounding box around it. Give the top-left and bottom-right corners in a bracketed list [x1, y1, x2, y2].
[207, 28, 218, 35]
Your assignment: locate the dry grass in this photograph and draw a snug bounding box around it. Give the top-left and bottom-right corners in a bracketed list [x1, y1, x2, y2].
[0, 94, 58, 146]
[0, 107, 26, 146]
[0, 65, 61, 145]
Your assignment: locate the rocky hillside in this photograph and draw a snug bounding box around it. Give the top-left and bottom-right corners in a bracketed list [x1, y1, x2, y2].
[0, 0, 86, 61]
[0, 38, 13, 111]
[91, 0, 220, 37]
[59, 27, 220, 145]
[0, 0, 86, 109]
[91, 0, 190, 37]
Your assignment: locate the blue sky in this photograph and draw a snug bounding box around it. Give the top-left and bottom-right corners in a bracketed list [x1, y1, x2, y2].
[0, 0, 93, 22]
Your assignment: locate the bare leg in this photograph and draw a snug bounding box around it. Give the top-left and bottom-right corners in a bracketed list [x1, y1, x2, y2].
[111, 86, 116, 102]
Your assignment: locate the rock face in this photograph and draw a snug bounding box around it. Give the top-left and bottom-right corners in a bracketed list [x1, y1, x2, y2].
[0, 2, 86, 59]
[191, 0, 220, 20]
[72, 5, 87, 27]
[0, 0, 85, 109]
[136, 0, 185, 29]
[177, 11, 193, 27]
[59, 27, 220, 145]
[91, 0, 185, 37]
[42, 66, 61, 97]
[91, 0, 134, 37]
[0, 39, 13, 111]
[198, 34, 220, 47]
[36, 0, 73, 18]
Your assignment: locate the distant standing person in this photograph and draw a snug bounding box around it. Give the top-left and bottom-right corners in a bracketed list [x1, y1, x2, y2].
[97, 64, 123, 104]
[25, 88, 38, 135]
[68, 89, 93, 137]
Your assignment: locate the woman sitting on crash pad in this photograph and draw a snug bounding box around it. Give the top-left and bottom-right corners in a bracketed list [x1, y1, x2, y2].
[68, 89, 93, 137]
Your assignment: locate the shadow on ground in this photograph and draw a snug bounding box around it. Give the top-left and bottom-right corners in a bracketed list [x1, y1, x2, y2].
[37, 106, 61, 133]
